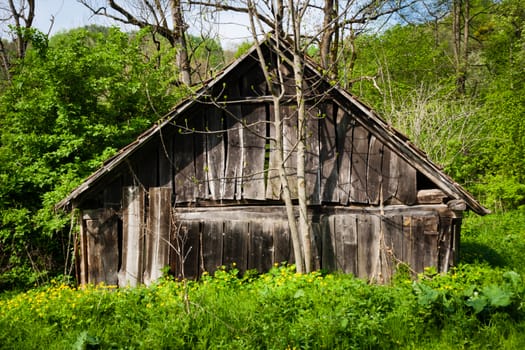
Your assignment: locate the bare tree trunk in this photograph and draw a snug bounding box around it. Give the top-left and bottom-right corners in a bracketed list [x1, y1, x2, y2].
[274, 95, 305, 273]
[247, 0, 305, 272]
[289, 0, 313, 273]
[319, 0, 339, 79]
[293, 52, 313, 273]
[453, 0, 468, 95]
[171, 0, 191, 85]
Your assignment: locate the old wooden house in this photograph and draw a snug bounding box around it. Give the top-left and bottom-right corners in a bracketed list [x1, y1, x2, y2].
[57, 38, 488, 286]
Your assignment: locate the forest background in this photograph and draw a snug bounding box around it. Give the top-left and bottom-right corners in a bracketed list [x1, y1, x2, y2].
[0, 0, 523, 289]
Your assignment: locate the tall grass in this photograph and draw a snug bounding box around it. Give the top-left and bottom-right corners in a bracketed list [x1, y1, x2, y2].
[1, 209, 524, 349]
[1, 263, 524, 349]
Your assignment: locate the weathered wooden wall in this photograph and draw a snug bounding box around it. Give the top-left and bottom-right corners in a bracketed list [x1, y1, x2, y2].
[78, 187, 460, 286]
[98, 99, 419, 211]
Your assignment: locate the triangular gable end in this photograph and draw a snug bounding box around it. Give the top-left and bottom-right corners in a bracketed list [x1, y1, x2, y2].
[57, 36, 488, 216]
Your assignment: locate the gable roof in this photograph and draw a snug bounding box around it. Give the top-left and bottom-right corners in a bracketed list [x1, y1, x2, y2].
[56, 36, 489, 215]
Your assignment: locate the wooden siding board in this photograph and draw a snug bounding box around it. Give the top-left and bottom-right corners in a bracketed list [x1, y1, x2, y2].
[396, 156, 417, 205]
[266, 104, 281, 200]
[311, 221, 322, 270]
[336, 108, 353, 204]
[194, 115, 208, 200]
[305, 106, 321, 204]
[158, 131, 174, 188]
[382, 147, 417, 205]
[423, 216, 439, 269]
[242, 104, 267, 200]
[83, 209, 119, 285]
[282, 105, 298, 198]
[224, 104, 244, 200]
[223, 221, 249, 272]
[382, 147, 398, 203]
[438, 216, 453, 272]
[79, 218, 89, 285]
[273, 220, 292, 265]
[206, 108, 226, 200]
[119, 187, 145, 287]
[201, 221, 224, 274]
[174, 130, 196, 203]
[249, 221, 273, 272]
[319, 103, 339, 203]
[338, 215, 358, 275]
[172, 220, 200, 279]
[321, 215, 336, 270]
[350, 126, 369, 204]
[382, 215, 403, 273]
[367, 136, 383, 205]
[143, 188, 172, 285]
[357, 214, 380, 279]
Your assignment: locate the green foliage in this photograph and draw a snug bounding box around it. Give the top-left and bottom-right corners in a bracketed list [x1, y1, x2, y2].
[233, 41, 253, 59]
[461, 209, 525, 271]
[0, 27, 186, 289]
[348, 0, 525, 212]
[1, 265, 525, 349]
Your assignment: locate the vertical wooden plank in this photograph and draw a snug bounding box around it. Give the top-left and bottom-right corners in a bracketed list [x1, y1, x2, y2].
[319, 103, 338, 203]
[350, 126, 369, 204]
[382, 146, 398, 203]
[451, 218, 462, 267]
[174, 130, 196, 203]
[382, 215, 404, 274]
[248, 221, 273, 272]
[369, 214, 382, 281]
[382, 148, 417, 205]
[79, 214, 89, 285]
[402, 216, 414, 273]
[336, 108, 353, 204]
[311, 221, 322, 270]
[158, 131, 174, 188]
[201, 221, 224, 274]
[321, 215, 336, 271]
[397, 163, 417, 205]
[438, 216, 454, 272]
[367, 136, 383, 205]
[341, 215, 358, 275]
[223, 220, 249, 273]
[143, 188, 172, 285]
[333, 215, 347, 271]
[266, 104, 281, 200]
[273, 219, 292, 265]
[224, 103, 243, 200]
[423, 216, 439, 270]
[172, 220, 200, 279]
[282, 105, 298, 198]
[206, 108, 226, 200]
[305, 105, 320, 204]
[396, 156, 417, 205]
[119, 187, 145, 287]
[412, 217, 427, 273]
[242, 104, 267, 199]
[83, 209, 119, 286]
[194, 115, 208, 200]
[357, 214, 380, 280]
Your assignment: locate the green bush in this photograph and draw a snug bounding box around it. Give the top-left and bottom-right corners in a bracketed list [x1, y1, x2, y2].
[1, 264, 524, 349]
